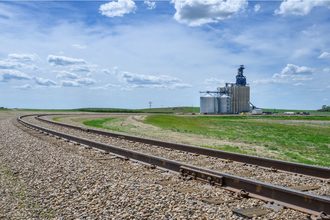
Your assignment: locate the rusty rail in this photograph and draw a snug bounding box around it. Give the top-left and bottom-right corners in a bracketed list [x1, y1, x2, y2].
[36, 114, 330, 179]
[18, 114, 330, 217]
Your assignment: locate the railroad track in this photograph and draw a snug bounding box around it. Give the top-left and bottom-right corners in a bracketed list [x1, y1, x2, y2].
[37, 113, 329, 179]
[18, 114, 330, 219]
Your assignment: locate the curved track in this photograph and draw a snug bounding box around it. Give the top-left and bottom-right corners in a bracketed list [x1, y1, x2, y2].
[18, 114, 330, 218]
[38, 113, 330, 178]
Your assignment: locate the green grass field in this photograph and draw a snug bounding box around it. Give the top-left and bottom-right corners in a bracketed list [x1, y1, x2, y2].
[144, 115, 330, 166]
[83, 117, 117, 128]
[79, 114, 330, 166]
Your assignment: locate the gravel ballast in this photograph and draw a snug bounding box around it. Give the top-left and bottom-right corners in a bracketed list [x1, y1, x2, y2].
[0, 113, 312, 219]
[32, 115, 330, 197]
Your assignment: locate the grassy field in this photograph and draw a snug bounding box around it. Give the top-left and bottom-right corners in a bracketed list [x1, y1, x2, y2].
[79, 114, 330, 166]
[143, 115, 330, 166]
[82, 117, 117, 129]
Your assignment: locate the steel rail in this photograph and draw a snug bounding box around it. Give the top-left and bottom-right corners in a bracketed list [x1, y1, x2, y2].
[36, 114, 330, 179]
[18, 114, 330, 217]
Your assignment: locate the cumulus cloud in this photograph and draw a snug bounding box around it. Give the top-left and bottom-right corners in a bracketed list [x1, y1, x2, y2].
[61, 80, 80, 87]
[144, 0, 156, 10]
[171, 0, 248, 26]
[91, 83, 121, 90]
[70, 65, 92, 74]
[76, 77, 96, 86]
[8, 53, 37, 63]
[0, 69, 31, 82]
[319, 52, 330, 59]
[272, 64, 314, 82]
[253, 64, 314, 85]
[293, 82, 304, 86]
[34, 77, 57, 86]
[119, 71, 191, 89]
[0, 53, 37, 69]
[47, 55, 86, 66]
[254, 4, 261, 12]
[99, 0, 136, 17]
[56, 71, 79, 79]
[0, 60, 21, 69]
[0, 54, 38, 71]
[275, 0, 330, 16]
[14, 84, 32, 90]
[279, 63, 314, 76]
[60, 77, 95, 87]
[102, 66, 119, 75]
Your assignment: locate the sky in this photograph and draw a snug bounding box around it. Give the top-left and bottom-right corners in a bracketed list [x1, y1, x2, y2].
[0, 0, 329, 110]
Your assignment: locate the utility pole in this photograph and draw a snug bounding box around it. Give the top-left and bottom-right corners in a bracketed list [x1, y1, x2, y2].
[148, 101, 152, 109]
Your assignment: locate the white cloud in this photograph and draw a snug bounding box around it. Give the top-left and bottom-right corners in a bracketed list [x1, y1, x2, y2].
[47, 55, 86, 66]
[14, 84, 32, 90]
[119, 71, 191, 89]
[254, 64, 315, 85]
[99, 0, 136, 17]
[61, 80, 80, 87]
[72, 44, 87, 49]
[91, 83, 121, 90]
[0, 60, 21, 69]
[60, 77, 96, 87]
[293, 82, 304, 86]
[56, 71, 79, 79]
[0, 69, 31, 82]
[144, 0, 156, 10]
[8, 53, 37, 63]
[279, 63, 314, 76]
[70, 65, 91, 73]
[102, 66, 119, 75]
[254, 4, 261, 12]
[319, 51, 330, 59]
[76, 77, 96, 86]
[34, 77, 57, 86]
[171, 0, 248, 26]
[275, 0, 330, 16]
[0, 53, 39, 72]
[0, 53, 37, 69]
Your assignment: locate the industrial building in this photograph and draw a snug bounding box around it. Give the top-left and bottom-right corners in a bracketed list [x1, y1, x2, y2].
[200, 65, 251, 114]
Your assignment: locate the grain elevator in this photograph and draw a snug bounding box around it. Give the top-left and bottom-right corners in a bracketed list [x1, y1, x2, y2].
[200, 65, 250, 114]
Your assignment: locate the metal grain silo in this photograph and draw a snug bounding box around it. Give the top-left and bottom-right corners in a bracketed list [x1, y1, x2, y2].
[219, 94, 231, 114]
[200, 96, 219, 114]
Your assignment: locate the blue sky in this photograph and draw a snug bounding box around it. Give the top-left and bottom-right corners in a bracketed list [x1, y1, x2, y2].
[0, 0, 329, 110]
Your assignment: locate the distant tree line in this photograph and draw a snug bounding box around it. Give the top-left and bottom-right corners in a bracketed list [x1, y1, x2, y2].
[319, 105, 330, 112]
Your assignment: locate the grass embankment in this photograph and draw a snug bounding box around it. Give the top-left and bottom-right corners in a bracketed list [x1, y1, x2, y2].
[82, 117, 130, 133]
[144, 115, 330, 166]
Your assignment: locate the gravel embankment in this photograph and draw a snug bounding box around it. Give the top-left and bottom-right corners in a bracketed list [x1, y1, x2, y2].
[28, 115, 330, 197]
[0, 114, 310, 219]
